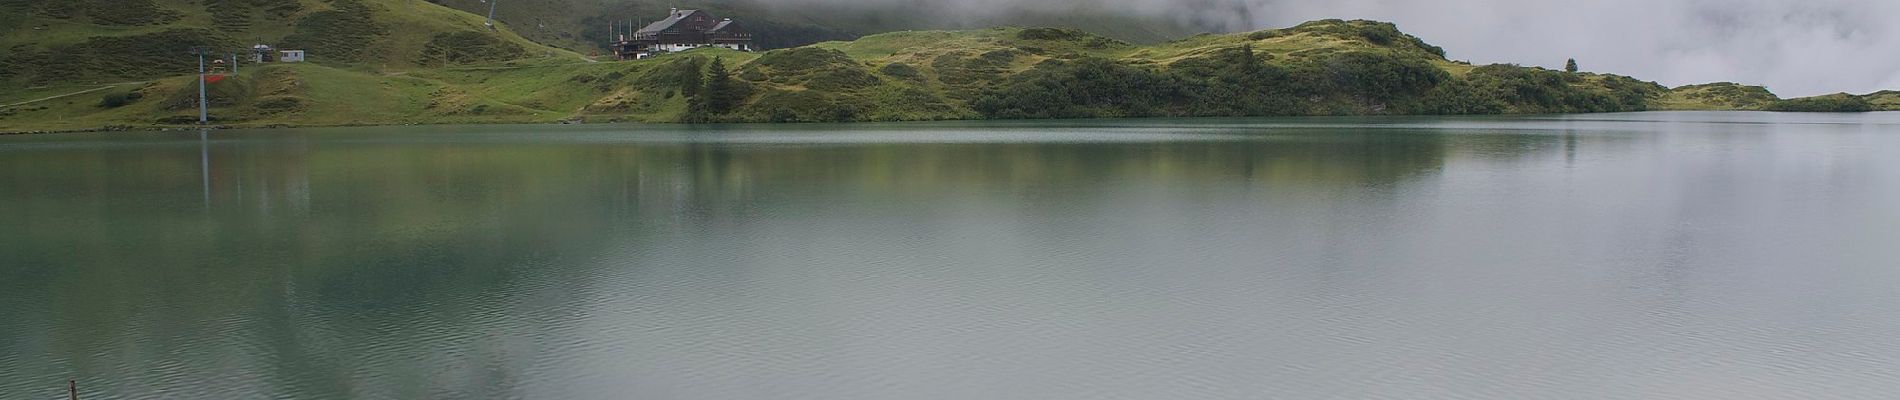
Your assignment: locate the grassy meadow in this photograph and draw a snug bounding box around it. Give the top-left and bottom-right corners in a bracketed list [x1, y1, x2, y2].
[2, 1, 1892, 132]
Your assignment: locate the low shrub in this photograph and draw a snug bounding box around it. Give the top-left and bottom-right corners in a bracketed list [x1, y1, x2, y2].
[97, 92, 143, 108]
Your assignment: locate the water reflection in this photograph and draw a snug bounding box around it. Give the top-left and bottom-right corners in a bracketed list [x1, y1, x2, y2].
[2, 114, 1896, 399]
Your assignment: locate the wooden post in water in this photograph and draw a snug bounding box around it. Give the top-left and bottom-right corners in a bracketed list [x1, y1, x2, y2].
[68, 379, 77, 400]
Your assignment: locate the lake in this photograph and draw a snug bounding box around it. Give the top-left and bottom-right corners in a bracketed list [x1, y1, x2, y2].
[3, 112, 1899, 399]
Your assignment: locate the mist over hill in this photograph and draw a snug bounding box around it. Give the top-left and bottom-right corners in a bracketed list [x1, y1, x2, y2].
[1, 0, 1891, 133]
[422, 0, 1212, 52]
[582, 0, 1894, 97]
[12, 0, 1887, 96]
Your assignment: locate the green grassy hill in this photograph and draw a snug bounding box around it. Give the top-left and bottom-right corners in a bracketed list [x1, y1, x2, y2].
[1650, 83, 1898, 112]
[422, 0, 1203, 53]
[1867, 91, 1900, 110]
[1654, 83, 1779, 110]
[0, 0, 574, 83]
[3, 11, 1891, 132]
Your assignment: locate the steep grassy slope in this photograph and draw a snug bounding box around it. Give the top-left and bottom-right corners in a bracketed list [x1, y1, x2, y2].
[0, 0, 574, 88]
[423, 0, 1202, 53]
[1765, 93, 1874, 112]
[1651, 83, 1898, 112]
[1866, 91, 1900, 110]
[0, 48, 767, 131]
[783, 20, 1663, 120]
[1654, 83, 1779, 110]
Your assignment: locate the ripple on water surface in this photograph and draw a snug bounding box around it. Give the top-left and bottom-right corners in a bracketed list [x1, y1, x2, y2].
[2, 113, 1899, 399]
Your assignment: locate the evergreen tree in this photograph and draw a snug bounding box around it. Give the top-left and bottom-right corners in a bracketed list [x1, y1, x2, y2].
[680, 59, 703, 99]
[680, 58, 710, 122]
[704, 57, 739, 114]
[1565, 58, 1579, 73]
[684, 57, 746, 123]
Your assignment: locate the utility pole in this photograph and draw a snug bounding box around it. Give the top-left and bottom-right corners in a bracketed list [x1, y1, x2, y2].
[484, 0, 499, 30]
[195, 48, 208, 124]
[201, 130, 210, 209]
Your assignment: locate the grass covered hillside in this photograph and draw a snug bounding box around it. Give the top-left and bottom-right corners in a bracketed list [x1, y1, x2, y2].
[0, 0, 572, 86]
[3, 16, 1891, 132]
[771, 20, 1668, 121]
[422, 0, 1203, 53]
[1652, 83, 1899, 112]
[1655, 83, 1779, 110]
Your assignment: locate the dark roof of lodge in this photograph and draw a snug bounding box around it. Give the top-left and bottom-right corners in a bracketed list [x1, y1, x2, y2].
[636, 9, 702, 34]
[709, 20, 738, 33]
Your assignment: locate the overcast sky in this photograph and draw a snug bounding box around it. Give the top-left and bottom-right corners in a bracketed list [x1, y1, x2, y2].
[1225, 0, 1900, 97]
[764, 0, 1897, 96]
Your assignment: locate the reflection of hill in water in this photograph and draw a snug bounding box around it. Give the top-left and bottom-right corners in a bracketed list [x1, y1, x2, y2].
[0, 125, 1589, 397]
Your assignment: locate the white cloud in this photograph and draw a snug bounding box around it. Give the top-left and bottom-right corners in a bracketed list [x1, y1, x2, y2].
[1228, 0, 1900, 96]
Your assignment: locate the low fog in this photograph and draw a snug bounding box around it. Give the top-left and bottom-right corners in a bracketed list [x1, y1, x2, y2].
[757, 0, 1898, 96]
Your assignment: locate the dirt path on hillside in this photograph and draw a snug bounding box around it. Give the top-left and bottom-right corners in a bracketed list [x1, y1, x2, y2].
[3, 82, 144, 108]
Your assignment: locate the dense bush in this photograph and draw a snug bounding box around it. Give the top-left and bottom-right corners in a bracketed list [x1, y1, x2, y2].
[749, 48, 856, 73]
[931, 51, 1011, 88]
[1444, 65, 1654, 114]
[25, 0, 76, 19]
[805, 68, 880, 91]
[1320, 51, 1448, 100]
[253, 95, 307, 113]
[633, 57, 704, 93]
[205, 0, 301, 31]
[1015, 28, 1126, 49]
[419, 32, 527, 65]
[279, 0, 383, 63]
[1416, 78, 1506, 115]
[1767, 94, 1873, 112]
[84, 0, 180, 26]
[98, 92, 143, 108]
[878, 62, 924, 82]
[744, 89, 861, 123]
[970, 42, 1659, 120]
[1177, 45, 1305, 116]
[741, 48, 888, 96]
[1016, 28, 1090, 42]
[0, 45, 44, 80]
[27, 0, 181, 26]
[1599, 75, 1665, 110]
[978, 45, 1458, 119]
[1675, 83, 1778, 109]
[1280, 20, 1446, 58]
[34, 29, 235, 81]
[974, 58, 1193, 119]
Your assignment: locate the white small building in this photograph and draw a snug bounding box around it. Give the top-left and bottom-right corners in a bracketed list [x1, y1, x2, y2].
[280, 50, 305, 63]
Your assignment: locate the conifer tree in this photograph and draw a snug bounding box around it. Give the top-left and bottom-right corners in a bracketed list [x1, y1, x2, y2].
[680, 59, 703, 99]
[704, 57, 738, 114]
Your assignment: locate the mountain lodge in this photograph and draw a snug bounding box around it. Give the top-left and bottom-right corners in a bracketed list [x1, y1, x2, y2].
[613, 9, 754, 60]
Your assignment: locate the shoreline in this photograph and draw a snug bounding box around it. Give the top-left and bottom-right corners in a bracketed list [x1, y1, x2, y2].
[6, 110, 1893, 136]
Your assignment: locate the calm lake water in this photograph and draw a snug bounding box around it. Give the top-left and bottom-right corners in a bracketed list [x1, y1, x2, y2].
[3, 112, 1899, 399]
